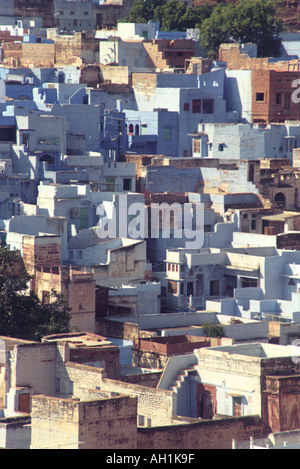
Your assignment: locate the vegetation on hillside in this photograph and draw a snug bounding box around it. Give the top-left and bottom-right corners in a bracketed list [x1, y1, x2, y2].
[122, 0, 283, 59]
[0, 246, 71, 341]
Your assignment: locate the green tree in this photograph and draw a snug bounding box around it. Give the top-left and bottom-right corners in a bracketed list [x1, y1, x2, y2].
[200, 0, 283, 59]
[0, 247, 71, 341]
[121, 0, 167, 24]
[121, 0, 213, 31]
[203, 323, 225, 338]
[154, 0, 189, 31]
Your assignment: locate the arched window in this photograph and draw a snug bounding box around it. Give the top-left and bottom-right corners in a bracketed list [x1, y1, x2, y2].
[274, 192, 285, 209]
[135, 124, 139, 135]
[200, 390, 213, 419]
[129, 124, 134, 135]
[40, 154, 54, 165]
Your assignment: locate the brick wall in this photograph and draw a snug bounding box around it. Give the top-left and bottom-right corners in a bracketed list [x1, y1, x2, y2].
[137, 415, 264, 450]
[61, 271, 96, 333]
[219, 43, 300, 72]
[22, 235, 61, 276]
[252, 70, 300, 123]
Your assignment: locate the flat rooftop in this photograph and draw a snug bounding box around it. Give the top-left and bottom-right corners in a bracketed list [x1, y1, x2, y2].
[208, 342, 300, 359]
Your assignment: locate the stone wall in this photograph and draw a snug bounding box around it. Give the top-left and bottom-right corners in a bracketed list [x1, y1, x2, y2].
[30, 394, 138, 449]
[69, 344, 120, 380]
[14, 0, 55, 28]
[1, 43, 55, 68]
[12, 343, 57, 396]
[21, 43, 55, 68]
[219, 43, 300, 72]
[137, 415, 264, 450]
[22, 235, 61, 276]
[99, 65, 130, 85]
[54, 33, 99, 66]
[99, 377, 175, 426]
[120, 371, 162, 388]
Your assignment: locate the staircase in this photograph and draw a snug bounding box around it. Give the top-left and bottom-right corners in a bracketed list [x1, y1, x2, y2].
[169, 364, 197, 394]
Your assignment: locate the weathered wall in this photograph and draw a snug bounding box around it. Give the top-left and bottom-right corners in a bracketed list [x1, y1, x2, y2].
[21, 43, 55, 68]
[30, 394, 138, 449]
[120, 371, 162, 388]
[1, 43, 55, 68]
[219, 43, 300, 71]
[12, 343, 57, 396]
[137, 415, 264, 450]
[14, 0, 55, 28]
[99, 65, 129, 85]
[54, 33, 99, 66]
[99, 377, 175, 426]
[22, 235, 61, 277]
[69, 345, 120, 380]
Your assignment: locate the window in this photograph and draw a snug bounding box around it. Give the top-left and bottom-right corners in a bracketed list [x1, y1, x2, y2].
[276, 93, 282, 105]
[241, 277, 258, 288]
[187, 282, 194, 296]
[123, 178, 132, 191]
[193, 139, 200, 153]
[192, 99, 201, 113]
[177, 52, 183, 57]
[168, 281, 178, 294]
[284, 93, 291, 110]
[256, 92, 265, 102]
[70, 208, 79, 219]
[84, 11, 89, 16]
[163, 128, 171, 141]
[184, 102, 189, 111]
[251, 214, 256, 230]
[70, 10, 75, 15]
[22, 133, 29, 148]
[203, 99, 214, 114]
[232, 396, 243, 417]
[42, 291, 50, 305]
[210, 280, 219, 296]
[218, 143, 224, 152]
[106, 177, 115, 192]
